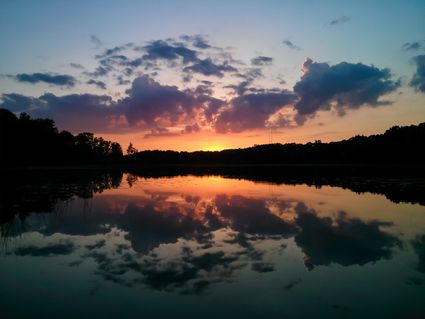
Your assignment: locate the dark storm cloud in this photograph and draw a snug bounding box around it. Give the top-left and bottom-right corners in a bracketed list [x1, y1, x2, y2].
[409, 55, 425, 93]
[251, 56, 273, 66]
[214, 91, 296, 133]
[402, 42, 422, 51]
[183, 58, 237, 77]
[14, 73, 76, 87]
[282, 40, 301, 51]
[328, 16, 351, 26]
[86, 79, 107, 90]
[293, 58, 400, 123]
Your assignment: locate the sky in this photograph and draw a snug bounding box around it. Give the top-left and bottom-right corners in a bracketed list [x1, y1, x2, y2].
[1, 0, 424, 151]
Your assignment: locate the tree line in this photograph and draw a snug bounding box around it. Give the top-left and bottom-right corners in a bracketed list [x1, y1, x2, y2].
[0, 109, 122, 165]
[126, 123, 425, 165]
[1, 107, 424, 166]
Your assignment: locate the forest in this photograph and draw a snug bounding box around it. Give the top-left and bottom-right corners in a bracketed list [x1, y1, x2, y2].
[0, 108, 122, 165]
[1, 108, 424, 166]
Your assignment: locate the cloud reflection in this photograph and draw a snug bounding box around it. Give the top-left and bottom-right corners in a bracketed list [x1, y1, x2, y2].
[0, 173, 410, 294]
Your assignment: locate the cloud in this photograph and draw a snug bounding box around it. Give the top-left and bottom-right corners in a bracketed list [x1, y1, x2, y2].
[194, 83, 214, 95]
[14, 73, 76, 87]
[13, 240, 76, 257]
[214, 195, 296, 235]
[86, 79, 107, 90]
[180, 35, 211, 49]
[87, 44, 137, 78]
[409, 55, 425, 93]
[283, 278, 302, 291]
[85, 240, 106, 250]
[97, 46, 125, 57]
[236, 68, 263, 81]
[402, 42, 422, 51]
[0, 92, 114, 132]
[142, 40, 198, 64]
[90, 35, 103, 48]
[214, 90, 296, 133]
[328, 16, 351, 26]
[88, 39, 202, 78]
[116, 75, 131, 86]
[282, 40, 301, 51]
[0, 75, 218, 133]
[70, 62, 84, 69]
[0, 34, 406, 135]
[85, 36, 239, 86]
[295, 209, 400, 270]
[87, 65, 112, 78]
[251, 262, 275, 273]
[224, 81, 252, 95]
[184, 58, 237, 77]
[182, 123, 200, 134]
[251, 56, 273, 66]
[226, 68, 264, 95]
[293, 58, 400, 123]
[0, 93, 46, 112]
[411, 234, 425, 273]
[143, 127, 179, 139]
[119, 75, 201, 127]
[199, 95, 226, 122]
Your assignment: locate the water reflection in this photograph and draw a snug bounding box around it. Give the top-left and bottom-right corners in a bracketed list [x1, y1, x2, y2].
[1, 171, 425, 318]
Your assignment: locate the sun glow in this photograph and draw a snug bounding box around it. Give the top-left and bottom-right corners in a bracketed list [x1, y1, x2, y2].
[203, 145, 224, 151]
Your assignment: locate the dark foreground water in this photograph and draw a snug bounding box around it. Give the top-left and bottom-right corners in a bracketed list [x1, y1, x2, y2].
[1, 171, 424, 318]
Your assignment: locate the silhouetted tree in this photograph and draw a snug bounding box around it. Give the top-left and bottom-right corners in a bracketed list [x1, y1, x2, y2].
[127, 142, 138, 155]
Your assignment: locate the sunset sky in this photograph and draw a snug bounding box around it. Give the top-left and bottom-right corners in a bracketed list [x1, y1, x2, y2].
[1, 0, 424, 151]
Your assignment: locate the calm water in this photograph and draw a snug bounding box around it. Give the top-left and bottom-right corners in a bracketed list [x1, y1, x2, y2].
[1, 171, 424, 318]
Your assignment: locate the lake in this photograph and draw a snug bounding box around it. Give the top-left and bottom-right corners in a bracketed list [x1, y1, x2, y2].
[1, 170, 424, 318]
